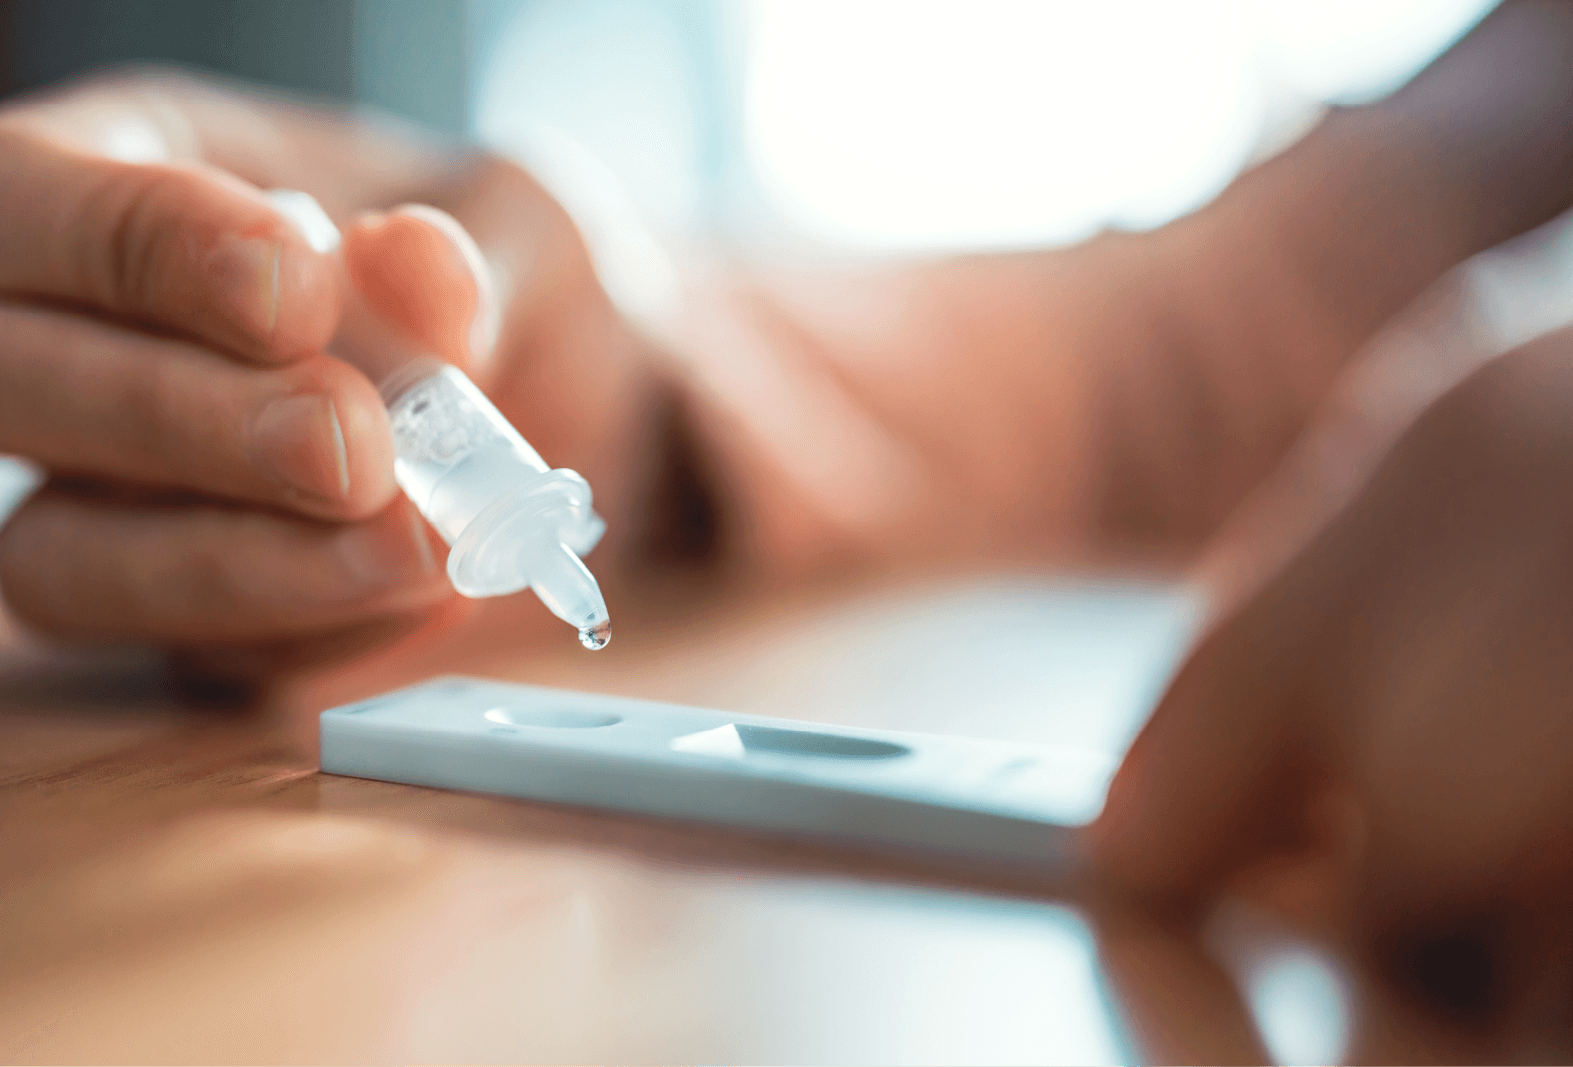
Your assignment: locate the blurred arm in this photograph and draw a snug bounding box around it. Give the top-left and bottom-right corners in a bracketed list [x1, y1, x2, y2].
[1221, 0, 1573, 352]
[1090, 0, 1573, 551]
[662, 0, 1573, 580]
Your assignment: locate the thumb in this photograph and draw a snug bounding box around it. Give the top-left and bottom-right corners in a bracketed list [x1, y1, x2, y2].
[340, 205, 497, 381]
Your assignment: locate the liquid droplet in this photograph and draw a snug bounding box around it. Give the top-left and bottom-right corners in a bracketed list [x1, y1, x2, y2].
[578, 619, 611, 651]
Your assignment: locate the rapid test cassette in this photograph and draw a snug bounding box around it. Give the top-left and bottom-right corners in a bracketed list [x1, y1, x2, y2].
[320, 677, 1119, 873]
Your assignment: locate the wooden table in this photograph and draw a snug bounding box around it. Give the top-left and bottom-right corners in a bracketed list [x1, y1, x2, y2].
[0, 576, 1325, 1064]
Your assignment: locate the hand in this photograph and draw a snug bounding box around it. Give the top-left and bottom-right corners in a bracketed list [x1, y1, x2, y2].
[1092, 331, 1573, 1061]
[0, 82, 450, 667]
[0, 72, 652, 673]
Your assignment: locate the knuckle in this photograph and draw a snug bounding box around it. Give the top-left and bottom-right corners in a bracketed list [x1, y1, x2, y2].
[185, 511, 334, 626]
[79, 160, 179, 313]
[177, 524, 251, 622]
[105, 509, 259, 642]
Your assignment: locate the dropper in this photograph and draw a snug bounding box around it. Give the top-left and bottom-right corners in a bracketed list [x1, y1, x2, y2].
[268, 189, 612, 650]
[379, 356, 612, 650]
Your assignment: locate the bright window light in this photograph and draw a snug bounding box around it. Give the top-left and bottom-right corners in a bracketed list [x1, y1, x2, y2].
[744, 0, 1496, 253]
[1261, 0, 1495, 104]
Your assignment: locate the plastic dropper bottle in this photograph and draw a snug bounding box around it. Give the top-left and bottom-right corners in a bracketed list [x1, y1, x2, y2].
[268, 190, 611, 650]
[380, 358, 611, 649]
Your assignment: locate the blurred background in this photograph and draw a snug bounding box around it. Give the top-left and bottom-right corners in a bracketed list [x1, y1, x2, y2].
[0, 0, 1515, 524]
[0, 0, 1496, 256]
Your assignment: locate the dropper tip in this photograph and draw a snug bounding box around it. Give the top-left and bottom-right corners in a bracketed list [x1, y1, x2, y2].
[578, 618, 611, 651]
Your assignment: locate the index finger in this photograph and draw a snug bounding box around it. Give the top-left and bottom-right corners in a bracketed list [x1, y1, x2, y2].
[0, 126, 338, 363]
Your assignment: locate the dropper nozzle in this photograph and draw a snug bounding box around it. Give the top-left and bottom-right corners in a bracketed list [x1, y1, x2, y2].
[525, 537, 612, 650]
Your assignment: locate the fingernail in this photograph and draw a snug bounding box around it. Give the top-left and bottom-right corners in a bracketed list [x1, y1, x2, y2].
[470, 255, 501, 365]
[206, 235, 281, 341]
[252, 394, 350, 502]
[267, 189, 342, 255]
[335, 505, 439, 592]
[478, 254, 510, 359]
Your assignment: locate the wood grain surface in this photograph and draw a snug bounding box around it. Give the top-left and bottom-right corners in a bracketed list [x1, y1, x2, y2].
[0, 580, 1294, 1065]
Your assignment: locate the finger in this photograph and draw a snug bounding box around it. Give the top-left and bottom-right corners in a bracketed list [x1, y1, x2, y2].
[1091, 574, 1323, 908]
[0, 127, 337, 363]
[336, 205, 495, 383]
[0, 303, 395, 520]
[0, 490, 450, 644]
[415, 156, 660, 524]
